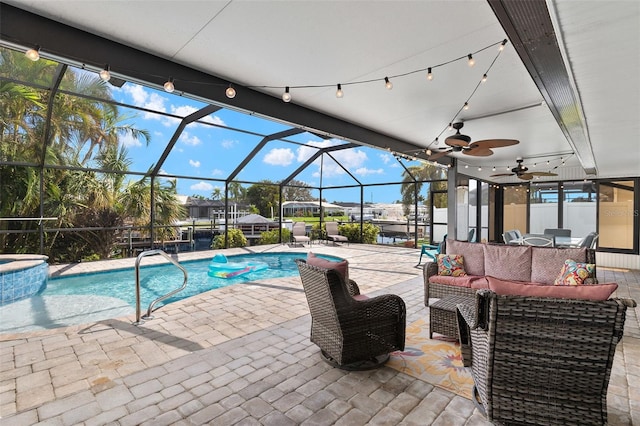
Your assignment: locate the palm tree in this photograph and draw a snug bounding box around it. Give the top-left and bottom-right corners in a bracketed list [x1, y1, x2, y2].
[400, 163, 447, 216]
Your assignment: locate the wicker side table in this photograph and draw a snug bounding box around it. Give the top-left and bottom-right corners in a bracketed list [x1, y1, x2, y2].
[429, 295, 473, 339]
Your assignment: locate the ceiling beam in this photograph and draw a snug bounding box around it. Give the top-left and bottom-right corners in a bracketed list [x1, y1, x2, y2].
[0, 3, 422, 157]
[488, 0, 598, 176]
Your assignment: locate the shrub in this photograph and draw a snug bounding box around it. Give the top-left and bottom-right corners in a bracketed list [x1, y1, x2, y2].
[338, 222, 380, 244]
[259, 228, 291, 245]
[211, 228, 247, 249]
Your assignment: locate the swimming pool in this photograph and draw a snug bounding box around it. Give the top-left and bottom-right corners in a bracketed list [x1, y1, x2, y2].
[0, 252, 341, 334]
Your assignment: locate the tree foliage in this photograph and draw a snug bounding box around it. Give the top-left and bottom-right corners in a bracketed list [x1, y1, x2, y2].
[0, 49, 183, 261]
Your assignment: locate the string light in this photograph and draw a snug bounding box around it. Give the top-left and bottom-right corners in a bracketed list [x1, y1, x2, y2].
[336, 84, 343, 98]
[25, 45, 40, 61]
[225, 84, 236, 98]
[463, 102, 469, 110]
[427, 67, 433, 81]
[384, 77, 393, 90]
[448, 123, 453, 131]
[499, 39, 508, 51]
[282, 86, 291, 102]
[478, 166, 482, 171]
[467, 54, 475, 67]
[465, 164, 469, 169]
[425, 149, 432, 156]
[99, 64, 111, 82]
[434, 137, 439, 146]
[481, 74, 488, 83]
[163, 77, 175, 93]
[492, 166, 496, 171]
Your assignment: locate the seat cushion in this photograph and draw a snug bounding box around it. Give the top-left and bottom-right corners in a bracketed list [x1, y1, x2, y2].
[446, 239, 485, 276]
[483, 244, 532, 282]
[487, 276, 617, 301]
[429, 274, 486, 288]
[530, 247, 587, 285]
[307, 252, 349, 283]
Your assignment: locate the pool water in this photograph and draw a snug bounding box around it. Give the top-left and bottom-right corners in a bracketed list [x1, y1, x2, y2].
[46, 252, 339, 307]
[0, 252, 340, 334]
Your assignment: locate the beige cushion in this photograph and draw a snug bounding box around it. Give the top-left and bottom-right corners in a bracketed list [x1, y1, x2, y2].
[307, 252, 349, 283]
[487, 276, 617, 301]
[429, 274, 487, 288]
[483, 244, 532, 282]
[530, 247, 588, 285]
[446, 239, 485, 276]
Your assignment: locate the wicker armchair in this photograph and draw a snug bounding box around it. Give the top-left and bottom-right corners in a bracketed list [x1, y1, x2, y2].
[295, 259, 406, 369]
[456, 290, 636, 425]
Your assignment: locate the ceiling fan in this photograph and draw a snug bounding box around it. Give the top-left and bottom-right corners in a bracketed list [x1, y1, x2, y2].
[427, 122, 519, 160]
[490, 158, 558, 180]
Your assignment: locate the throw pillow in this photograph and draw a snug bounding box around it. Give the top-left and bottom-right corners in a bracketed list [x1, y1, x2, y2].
[306, 252, 349, 283]
[554, 259, 596, 286]
[437, 254, 467, 277]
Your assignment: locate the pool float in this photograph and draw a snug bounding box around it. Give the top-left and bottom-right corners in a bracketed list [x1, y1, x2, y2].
[208, 254, 268, 278]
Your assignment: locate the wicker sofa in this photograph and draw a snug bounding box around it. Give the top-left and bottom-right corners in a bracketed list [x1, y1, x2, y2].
[423, 239, 598, 306]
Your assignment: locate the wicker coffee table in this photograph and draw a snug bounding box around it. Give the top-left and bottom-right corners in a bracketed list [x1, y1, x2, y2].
[429, 294, 473, 339]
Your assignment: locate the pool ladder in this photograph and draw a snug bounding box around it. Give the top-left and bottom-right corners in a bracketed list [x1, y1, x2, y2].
[134, 249, 188, 325]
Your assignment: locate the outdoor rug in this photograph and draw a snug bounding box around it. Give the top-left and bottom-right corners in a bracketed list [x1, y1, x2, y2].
[387, 318, 474, 399]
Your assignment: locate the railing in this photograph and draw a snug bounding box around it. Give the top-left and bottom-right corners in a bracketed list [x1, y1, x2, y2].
[134, 249, 188, 324]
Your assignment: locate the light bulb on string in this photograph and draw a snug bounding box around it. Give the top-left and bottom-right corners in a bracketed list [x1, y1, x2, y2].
[481, 74, 488, 83]
[434, 137, 439, 146]
[336, 84, 343, 98]
[448, 123, 453, 131]
[492, 166, 496, 171]
[425, 149, 432, 156]
[467, 54, 475, 67]
[25, 45, 40, 61]
[282, 86, 291, 103]
[465, 164, 469, 169]
[384, 77, 393, 90]
[163, 77, 175, 93]
[478, 166, 482, 171]
[426, 67, 433, 81]
[99, 64, 111, 82]
[499, 39, 508, 51]
[225, 84, 236, 98]
[463, 102, 469, 110]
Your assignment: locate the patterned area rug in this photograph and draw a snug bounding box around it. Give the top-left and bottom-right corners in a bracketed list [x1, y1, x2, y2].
[387, 318, 474, 399]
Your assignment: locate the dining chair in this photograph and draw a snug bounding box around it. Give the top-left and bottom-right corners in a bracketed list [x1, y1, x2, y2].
[521, 233, 555, 247]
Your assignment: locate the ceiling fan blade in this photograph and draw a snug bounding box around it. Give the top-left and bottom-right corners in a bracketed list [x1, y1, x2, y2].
[445, 134, 471, 148]
[427, 150, 451, 160]
[463, 147, 493, 157]
[490, 173, 515, 177]
[529, 171, 558, 176]
[518, 173, 534, 180]
[471, 139, 519, 149]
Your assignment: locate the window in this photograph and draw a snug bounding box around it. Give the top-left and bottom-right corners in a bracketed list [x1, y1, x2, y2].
[598, 180, 637, 252]
[530, 182, 558, 233]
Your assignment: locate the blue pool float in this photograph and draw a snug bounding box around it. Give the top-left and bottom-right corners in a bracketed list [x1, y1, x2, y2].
[208, 254, 268, 278]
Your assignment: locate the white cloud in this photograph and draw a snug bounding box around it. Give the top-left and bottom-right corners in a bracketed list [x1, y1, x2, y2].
[296, 140, 369, 177]
[179, 131, 201, 146]
[170, 105, 225, 127]
[221, 139, 238, 149]
[211, 169, 224, 176]
[189, 159, 201, 168]
[355, 167, 384, 176]
[190, 181, 214, 191]
[264, 148, 295, 166]
[379, 153, 392, 164]
[120, 133, 143, 148]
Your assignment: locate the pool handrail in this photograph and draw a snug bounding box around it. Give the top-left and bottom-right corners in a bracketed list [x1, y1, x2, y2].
[134, 249, 188, 324]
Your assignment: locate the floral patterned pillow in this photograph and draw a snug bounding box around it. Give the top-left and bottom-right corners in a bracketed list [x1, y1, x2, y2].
[437, 254, 467, 277]
[554, 259, 596, 286]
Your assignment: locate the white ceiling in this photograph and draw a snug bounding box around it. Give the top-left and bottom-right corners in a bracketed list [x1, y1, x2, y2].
[5, 0, 639, 183]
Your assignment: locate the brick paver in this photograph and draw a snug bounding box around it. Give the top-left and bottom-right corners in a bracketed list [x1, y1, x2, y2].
[0, 245, 637, 425]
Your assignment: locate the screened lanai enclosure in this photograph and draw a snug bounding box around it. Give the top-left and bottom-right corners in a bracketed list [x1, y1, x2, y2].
[1, 46, 450, 263]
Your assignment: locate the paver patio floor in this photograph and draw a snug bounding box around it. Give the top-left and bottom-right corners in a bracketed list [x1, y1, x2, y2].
[1, 244, 638, 425]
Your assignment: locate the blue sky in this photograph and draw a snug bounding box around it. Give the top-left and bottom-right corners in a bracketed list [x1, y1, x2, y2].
[108, 81, 428, 204]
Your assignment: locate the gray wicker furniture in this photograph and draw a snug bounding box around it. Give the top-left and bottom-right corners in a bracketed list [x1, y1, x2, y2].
[456, 290, 636, 426]
[423, 239, 597, 307]
[429, 294, 472, 339]
[295, 259, 405, 369]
